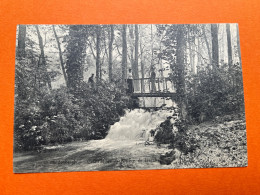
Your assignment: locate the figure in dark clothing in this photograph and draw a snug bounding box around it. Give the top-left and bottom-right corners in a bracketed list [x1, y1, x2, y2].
[88, 74, 95, 89]
[150, 129, 155, 137]
[127, 69, 134, 93]
[150, 69, 156, 92]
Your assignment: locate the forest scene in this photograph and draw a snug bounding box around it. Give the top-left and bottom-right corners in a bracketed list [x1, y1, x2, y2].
[13, 24, 247, 173]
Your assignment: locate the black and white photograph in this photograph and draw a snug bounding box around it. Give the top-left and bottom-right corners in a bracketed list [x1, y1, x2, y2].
[13, 24, 247, 173]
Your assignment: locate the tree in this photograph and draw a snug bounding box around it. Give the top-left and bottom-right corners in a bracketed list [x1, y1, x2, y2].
[16, 25, 27, 99]
[187, 25, 195, 74]
[128, 25, 135, 72]
[176, 25, 187, 120]
[122, 25, 127, 86]
[66, 25, 88, 90]
[158, 24, 188, 120]
[52, 25, 68, 86]
[226, 23, 233, 66]
[17, 25, 26, 58]
[96, 25, 101, 82]
[139, 25, 145, 93]
[236, 24, 242, 65]
[202, 24, 212, 65]
[35, 25, 52, 90]
[211, 24, 219, 68]
[108, 25, 114, 82]
[134, 24, 140, 91]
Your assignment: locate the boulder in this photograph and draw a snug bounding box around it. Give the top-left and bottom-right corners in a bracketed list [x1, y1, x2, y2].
[159, 150, 176, 165]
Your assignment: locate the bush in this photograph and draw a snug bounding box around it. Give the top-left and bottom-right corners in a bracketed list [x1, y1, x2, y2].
[154, 117, 175, 144]
[14, 82, 130, 151]
[155, 117, 199, 155]
[186, 63, 245, 123]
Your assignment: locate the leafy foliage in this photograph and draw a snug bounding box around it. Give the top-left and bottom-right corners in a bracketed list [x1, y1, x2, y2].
[171, 117, 247, 168]
[156, 24, 245, 123]
[186, 62, 245, 123]
[154, 116, 199, 155]
[14, 83, 129, 151]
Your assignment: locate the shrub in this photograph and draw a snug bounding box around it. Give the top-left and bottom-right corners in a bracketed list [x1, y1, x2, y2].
[155, 117, 199, 155]
[186, 63, 245, 123]
[14, 82, 130, 150]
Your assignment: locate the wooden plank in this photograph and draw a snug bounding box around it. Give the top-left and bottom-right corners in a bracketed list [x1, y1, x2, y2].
[131, 93, 177, 98]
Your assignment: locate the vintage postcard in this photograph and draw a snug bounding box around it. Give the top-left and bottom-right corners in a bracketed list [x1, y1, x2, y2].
[13, 24, 247, 173]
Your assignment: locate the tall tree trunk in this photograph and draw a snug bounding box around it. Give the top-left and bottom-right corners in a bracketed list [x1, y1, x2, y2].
[66, 25, 86, 90]
[108, 25, 114, 82]
[226, 23, 233, 67]
[192, 36, 196, 73]
[176, 25, 187, 120]
[150, 24, 154, 71]
[17, 25, 26, 58]
[52, 25, 68, 86]
[35, 25, 52, 90]
[139, 26, 145, 93]
[202, 25, 212, 65]
[134, 24, 140, 91]
[211, 24, 219, 69]
[128, 25, 135, 73]
[187, 26, 195, 74]
[96, 26, 101, 82]
[122, 25, 127, 86]
[236, 24, 242, 65]
[16, 25, 27, 99]
[197, 36, 201, 69]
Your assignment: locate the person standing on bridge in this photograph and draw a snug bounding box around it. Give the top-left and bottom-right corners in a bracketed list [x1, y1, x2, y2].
[150, 68, 156, 93]
[88, 73, 95, 89]
[127, 68, 134, 94]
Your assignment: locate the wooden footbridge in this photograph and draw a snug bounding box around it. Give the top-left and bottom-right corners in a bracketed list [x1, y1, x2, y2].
[130, 77, 177, 98]
[129, 77, 177, 109]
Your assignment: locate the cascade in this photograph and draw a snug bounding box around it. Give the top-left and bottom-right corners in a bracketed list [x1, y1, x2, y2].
[106, 109, 173, 140]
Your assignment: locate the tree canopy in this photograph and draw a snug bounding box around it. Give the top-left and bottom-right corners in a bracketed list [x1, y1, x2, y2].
[14, 24, 245, 151]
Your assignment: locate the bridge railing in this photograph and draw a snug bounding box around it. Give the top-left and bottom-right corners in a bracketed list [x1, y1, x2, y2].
[132, 77, 175, 94]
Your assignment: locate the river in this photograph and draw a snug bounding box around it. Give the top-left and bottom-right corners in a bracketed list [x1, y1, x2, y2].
[13, 109, 176, 173]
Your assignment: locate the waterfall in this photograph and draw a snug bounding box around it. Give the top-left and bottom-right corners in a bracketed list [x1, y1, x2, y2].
[106, 109, 174, 140]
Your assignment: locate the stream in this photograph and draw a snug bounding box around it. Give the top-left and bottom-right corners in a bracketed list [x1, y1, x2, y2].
[13, 109, 176, 173]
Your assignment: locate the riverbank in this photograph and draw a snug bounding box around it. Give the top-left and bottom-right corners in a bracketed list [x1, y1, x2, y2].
[13, 114, 247, 173]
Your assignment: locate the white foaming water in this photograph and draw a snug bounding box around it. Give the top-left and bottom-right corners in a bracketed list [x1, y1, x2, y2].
[106, 109, 173, 140]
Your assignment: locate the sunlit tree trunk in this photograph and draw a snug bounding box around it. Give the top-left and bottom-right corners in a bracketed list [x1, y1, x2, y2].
[128, 25, 135, 72]
[150, 24, 154, 72]
[35, 25, 52, 90]
[176, 25, 187, 120]
[139, 26, 145, 93]
[139, 26, 145, 106]
[187, 26, 195, 74]
[236, 24, 242, 65]
[134, 24, 140, 91]
[226, 23, 233, 67]
[197, 36, 201, 69]
[122, 25, 127, 86]
[108, 25, 114, 82]
[96, 26, 101, 82]
[202, 24, 212, 65]
[211, 24, 219, 69]
[52, 25, 67, 86]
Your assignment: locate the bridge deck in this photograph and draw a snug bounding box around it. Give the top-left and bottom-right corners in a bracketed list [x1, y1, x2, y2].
[130, 77, 176, 98]
[131, 92, 177, 98]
